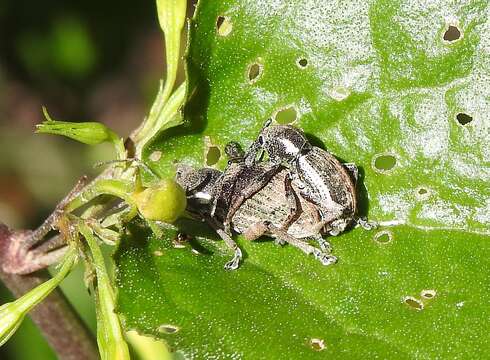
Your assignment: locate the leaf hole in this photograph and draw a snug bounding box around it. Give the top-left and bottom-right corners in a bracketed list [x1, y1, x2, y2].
[415, 186, 431, 200]
[274, 106, 298, 125]
[372, 154, 397, 172]
[149, 150, 162, 162]
[247, 62, 263, 83]
[158, 324, 180, 334]
[297, 58, 308, 68]
[216, 16, 232, 36]
[206, 146, 221, 166]
[421, 289, 436, 299]
[443, 25, 461, 42]
[403, 296, 424, 311]
[456, 113, 472, 125]
[309, 338, 326, 351]
[328, 86, 350, 101]
[374, 230, 393, 244]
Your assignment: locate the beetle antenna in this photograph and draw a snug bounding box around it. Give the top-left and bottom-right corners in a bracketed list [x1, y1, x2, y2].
[262, 117, 273, 129]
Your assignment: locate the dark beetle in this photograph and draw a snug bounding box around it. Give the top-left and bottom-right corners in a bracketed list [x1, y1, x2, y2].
[175, 123, 374, 269]
[175, 143, 336, 269]
[245, 121, 373, 236]
[175, 159, 281, 269]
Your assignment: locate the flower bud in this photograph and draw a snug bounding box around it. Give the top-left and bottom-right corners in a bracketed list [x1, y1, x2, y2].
[131, 179, 186, 222]
[36, 107, 119, 146]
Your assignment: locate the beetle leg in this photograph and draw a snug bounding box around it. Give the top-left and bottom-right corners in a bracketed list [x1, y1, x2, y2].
[244, 140, 261, 166]
[299, 187, 345, 234]
[216, 228, 243, 270]
[281, 172, 301, 231]
[263, 222, 337, 266]
[241, 221, 267, 241]
[356, 216, 377, 230]
[205, 216, 242, 270]
[311, 234, 332, 253]
[244, 119, 273, 165]
[224, 165, 281, 227]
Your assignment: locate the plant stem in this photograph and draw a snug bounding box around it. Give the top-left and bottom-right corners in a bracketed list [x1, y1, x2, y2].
[134, 81, 186, 158]
[80, 223, 130, 359]
[0, 269, 98, 360]
[0, 223, 98, 359]
[65, 178, 135, 213]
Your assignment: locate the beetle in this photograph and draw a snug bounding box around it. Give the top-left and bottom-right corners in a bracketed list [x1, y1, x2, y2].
[175, 142, 336, 269]
[245, 121, 374, 236]
[175, 159, 281, 269]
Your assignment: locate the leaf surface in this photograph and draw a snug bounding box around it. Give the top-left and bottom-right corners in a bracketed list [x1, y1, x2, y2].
[116, 0, 490, 358]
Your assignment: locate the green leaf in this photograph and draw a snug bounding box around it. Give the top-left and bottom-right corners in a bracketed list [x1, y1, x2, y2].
[115, 224, 489, 358]
[117, 0, 490, 358]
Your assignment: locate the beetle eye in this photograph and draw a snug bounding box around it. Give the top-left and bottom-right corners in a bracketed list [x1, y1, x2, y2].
[258, 135, 264, 145]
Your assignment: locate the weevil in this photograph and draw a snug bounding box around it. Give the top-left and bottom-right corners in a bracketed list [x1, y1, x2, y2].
[175, 142, 336, 270]
[245, 121, 375, 236]
[176, 158, 281, 269]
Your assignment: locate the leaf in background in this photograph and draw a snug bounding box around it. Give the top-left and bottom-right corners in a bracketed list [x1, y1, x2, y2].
[117, 0, 490, 358]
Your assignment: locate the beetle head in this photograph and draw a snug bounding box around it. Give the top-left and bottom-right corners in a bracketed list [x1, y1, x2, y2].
[174, 164, 221, 198]
[256, 124, 311, 164]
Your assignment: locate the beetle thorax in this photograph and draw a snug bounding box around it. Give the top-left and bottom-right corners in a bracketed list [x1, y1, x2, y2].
[261, 125, 310, 164]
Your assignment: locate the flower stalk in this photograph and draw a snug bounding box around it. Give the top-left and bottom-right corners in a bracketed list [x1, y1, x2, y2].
[79, 223, 130, 360]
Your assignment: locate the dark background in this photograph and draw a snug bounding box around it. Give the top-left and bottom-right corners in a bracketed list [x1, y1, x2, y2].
[0, 0, 176, 358]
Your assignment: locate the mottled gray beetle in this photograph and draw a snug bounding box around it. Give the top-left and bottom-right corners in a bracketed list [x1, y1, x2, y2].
[175, 142, 336, 270]
[245, 121, 374, 236]
[175, 158, 279, 269]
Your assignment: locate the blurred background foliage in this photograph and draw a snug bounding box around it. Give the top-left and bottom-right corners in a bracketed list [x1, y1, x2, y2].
[0, 0, 187, 358]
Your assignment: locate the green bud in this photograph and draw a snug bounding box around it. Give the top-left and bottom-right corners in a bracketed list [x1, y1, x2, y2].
[37, 107, 120, 146]
[132, 179, 186, 222]
[0, 247, 76, 347]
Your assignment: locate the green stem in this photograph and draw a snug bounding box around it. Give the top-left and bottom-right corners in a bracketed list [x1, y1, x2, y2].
[66, 179, 135, 213]
[80, 223, 130, 360]
[0, 246, 77, 347]
[18, 247, 77, 312]
[111, 136, 126, 160]
[135, 81, 186, 158]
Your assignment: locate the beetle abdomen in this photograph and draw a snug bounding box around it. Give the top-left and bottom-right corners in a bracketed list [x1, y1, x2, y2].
[232, 169, 321, 239]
